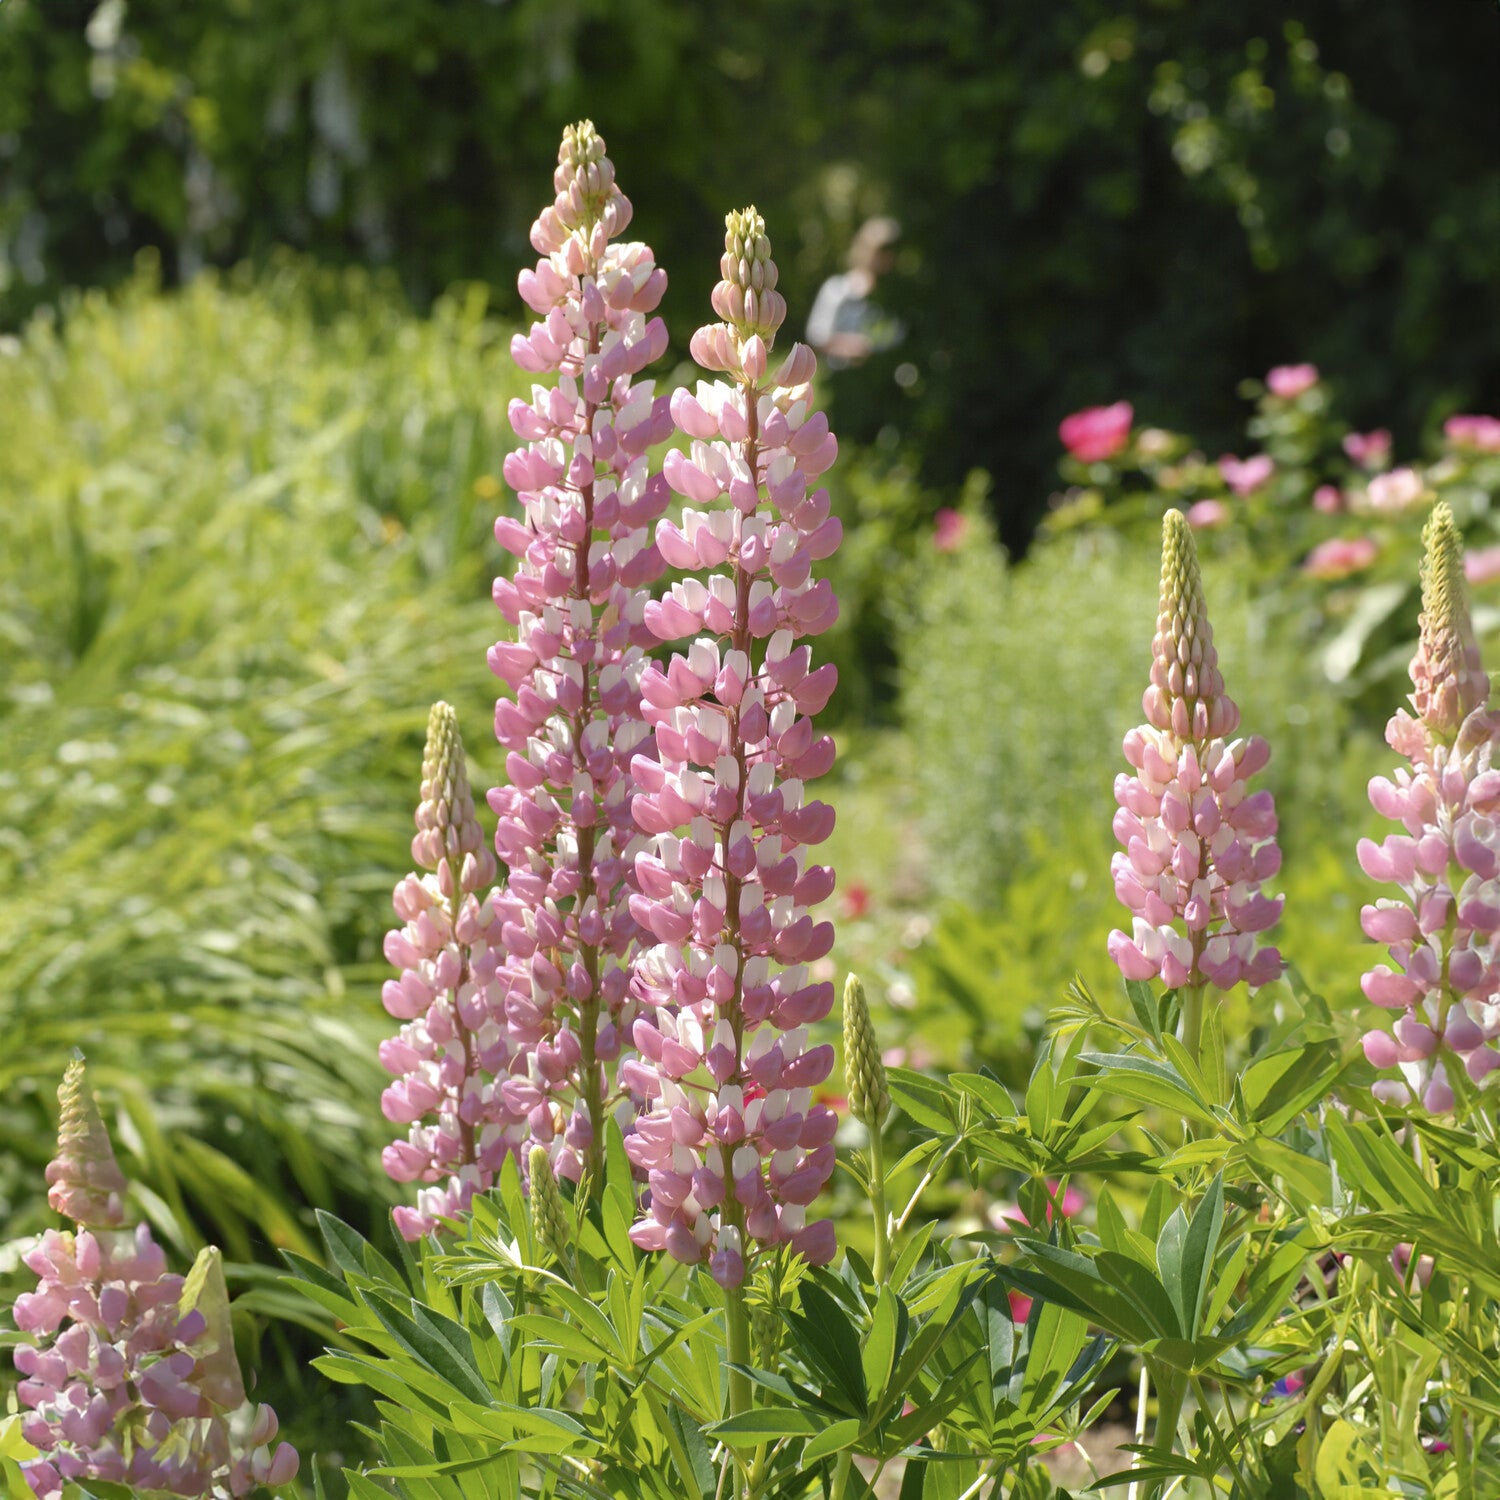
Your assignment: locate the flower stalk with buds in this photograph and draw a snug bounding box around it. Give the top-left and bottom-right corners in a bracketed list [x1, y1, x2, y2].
[622, 208, 841, 1426]
[380, 703, 519, 1240]
[842, 974, 891, 1283]
[491, 119, 672, 1190]
[1358, 502, 1500, 1111]
[12, 1061, 297, 1498]
[1108, 510, 1284, 1059]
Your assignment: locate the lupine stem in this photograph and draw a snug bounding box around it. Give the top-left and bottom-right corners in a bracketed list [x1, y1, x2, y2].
[1179, 982, 1205, 1067]
[869, 1126, 891, 1285]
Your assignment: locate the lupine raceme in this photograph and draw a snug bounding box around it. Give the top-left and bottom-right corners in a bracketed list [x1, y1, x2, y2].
[380, 702, 519, 1240]
[1108, 510, 1283, 1048]
[12, 1061, 297, 1498]
[624, 207, 842, 1291]
[1359, 502, 1500, 1110]
[490, 119, 673, 1187]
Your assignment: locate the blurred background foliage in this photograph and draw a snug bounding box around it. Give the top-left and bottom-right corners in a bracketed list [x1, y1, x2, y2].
[1, 0, 1498, 1484]
[1, 0, 1496, 548]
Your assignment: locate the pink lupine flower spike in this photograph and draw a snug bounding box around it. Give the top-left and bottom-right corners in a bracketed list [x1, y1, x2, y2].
[626, 208, 842, 1291]
[1108, 510, 1284, 1054]
[1358, 503, 1500, 1111]
[491, 120, 673, 1189]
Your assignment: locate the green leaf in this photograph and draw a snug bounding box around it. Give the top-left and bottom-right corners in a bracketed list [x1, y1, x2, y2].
[804, 1418, 863, 1463]
[1155, 1175, 1223, 1343]
[705, 1407, 827, 1446]
[887, 1068, 961, 1133]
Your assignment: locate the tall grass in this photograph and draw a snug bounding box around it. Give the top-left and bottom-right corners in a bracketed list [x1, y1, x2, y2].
[0, 257, 530, 1459]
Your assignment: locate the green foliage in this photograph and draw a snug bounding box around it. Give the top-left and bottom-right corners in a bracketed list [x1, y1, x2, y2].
[2, 3, 1494, 543]
[0, 260, 530, 1457]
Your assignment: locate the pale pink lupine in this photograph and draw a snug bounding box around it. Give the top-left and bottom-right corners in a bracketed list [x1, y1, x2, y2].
[1313, 484, 1344, 515]
[624, 207, 841, 1288]
[1465, 545, 1500, 587]
[490, 120, 673, 1186]
[1444, 414, 1500, 453]
[13, 1062, 297, 1498]
[1343, 429, 1392, 471]
[1059, 401, 1132, 463]
[1186, 499, 1230, 530]
[1266, 363, 1319, 399]
[1218, 454, 1275, 497]
[1108, 510, 1284, 994]
[1362, 466, 1426, 515]
[1303, 536, 1378, 580]
[380, 703, 521, 1240]
[1358, 503, 1500, 1111]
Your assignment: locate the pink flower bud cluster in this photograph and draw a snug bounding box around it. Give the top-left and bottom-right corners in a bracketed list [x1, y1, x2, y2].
[623, 208, 841, 1288]
[490, 120, 673, 1184]
[13, 1064, 297, 1497]
[380, 703, 522, 1240]
[1109, 510, 1284, 991]
[1359, 504, 1500, 1110]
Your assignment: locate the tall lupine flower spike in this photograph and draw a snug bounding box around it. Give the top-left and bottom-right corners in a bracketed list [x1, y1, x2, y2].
[1108, 511, 1284, 1012]
[12, 1062, 297, 1498]
[381, 702, 520, 1240]
[625, 207, 842, 1292]
[1358, 503, 1500, 1111]
[491, 120, 672, 1187]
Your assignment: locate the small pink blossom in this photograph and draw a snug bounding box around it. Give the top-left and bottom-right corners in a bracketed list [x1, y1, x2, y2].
[932, 508, 968, 552]
[1303, 536, 1378, 580]
[1266, 363, 1319, 399]
[1313, 484, 1343, 514]
[1059, 401, 1133, 463]
[1218, 454, 1275, 497]
[1364, 467, 1426, 515]
[1444, 414, 1500, 453]
[1465, 544, 1500, 586]
[1186, 499, 1229, 530]
[1343, 429, 1391, 470]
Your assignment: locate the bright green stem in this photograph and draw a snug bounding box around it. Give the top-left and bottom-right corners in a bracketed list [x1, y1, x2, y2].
[1144, 1362, 1187, 1500]
[726, 1284, 752, 1421]
[869, 1126, 891, 1286]
[1179, 983, 1205, 1067]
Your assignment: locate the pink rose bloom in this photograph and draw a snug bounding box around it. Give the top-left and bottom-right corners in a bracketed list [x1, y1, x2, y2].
[1059, 401, 1132, 462]
[1343, 429, 1391, 470]
[932, 507, 969, 552]
[1266, 363, 1319, 399]
[1313, 484, 1343, 514]
[1445, 414, 1500, 453]
[1219, 453, 1275, 496]
[1365, 466, 1425, 514]
[1303, 536, 1378, 580]
[1186, 499, 1230, 529]
[1464, 544, 1500, 585]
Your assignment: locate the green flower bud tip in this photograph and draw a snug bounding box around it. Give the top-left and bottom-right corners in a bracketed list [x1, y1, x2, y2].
[528, 1146, 571, 1266]
[1412, 500, 1489, 733]
[413, 701, 496, 893]
[842, 974, 890, 1129]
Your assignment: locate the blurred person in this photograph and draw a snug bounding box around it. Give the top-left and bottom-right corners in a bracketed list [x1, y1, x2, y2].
[806, 215, 904, 369]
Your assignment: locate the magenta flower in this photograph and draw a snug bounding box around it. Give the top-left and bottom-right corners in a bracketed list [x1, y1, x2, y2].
[380, 703, 521, 1240]
[932, 507, 969, 552]
[1342, 428, 1392, 471]
[490, 120, 673, 1186]
[1358, 503, 1500, 1111]
[1218, 453, 1275, 497]
[1108, 510, 1283, 994]
[625, 207, 841, 1287]
[1444, 414, 1500, 453]
[1302, 535, 1378, 580]
[1265, 363, 1319, 399]
[1058, 401, 1132, 463]
[13, 1062, 297, 1498]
